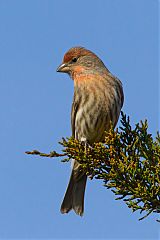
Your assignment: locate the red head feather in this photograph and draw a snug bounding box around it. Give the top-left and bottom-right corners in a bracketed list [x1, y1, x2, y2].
[63, 46, 97, 63]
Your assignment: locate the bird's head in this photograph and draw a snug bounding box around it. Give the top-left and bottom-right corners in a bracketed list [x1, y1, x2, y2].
[57, 46, 108, 78]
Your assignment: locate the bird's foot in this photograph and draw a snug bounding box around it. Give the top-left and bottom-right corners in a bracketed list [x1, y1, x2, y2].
[80, 138, 92, 151]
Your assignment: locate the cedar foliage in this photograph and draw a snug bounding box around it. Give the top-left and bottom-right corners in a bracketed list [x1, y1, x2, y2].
[26, 112, 160, 221]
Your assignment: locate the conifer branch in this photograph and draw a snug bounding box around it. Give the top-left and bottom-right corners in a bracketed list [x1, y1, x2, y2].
[26, 112, 160, 221]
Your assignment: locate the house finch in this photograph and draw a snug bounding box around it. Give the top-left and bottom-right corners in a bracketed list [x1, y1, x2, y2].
[57, 46, 124, 216]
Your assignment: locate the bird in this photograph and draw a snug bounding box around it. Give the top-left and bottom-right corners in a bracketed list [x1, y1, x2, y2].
[57, 46, 124, 216]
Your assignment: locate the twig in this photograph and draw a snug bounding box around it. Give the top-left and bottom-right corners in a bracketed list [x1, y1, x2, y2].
[25, 150, 66, 158]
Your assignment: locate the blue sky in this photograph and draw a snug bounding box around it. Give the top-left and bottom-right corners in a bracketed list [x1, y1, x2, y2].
[0, 0, 159, 239]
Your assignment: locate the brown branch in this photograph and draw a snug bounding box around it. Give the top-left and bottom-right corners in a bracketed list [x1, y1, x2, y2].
[25, 150, 66, 158]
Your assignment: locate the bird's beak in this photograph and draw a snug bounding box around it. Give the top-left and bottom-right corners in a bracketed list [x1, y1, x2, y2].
[56, 63, 69, 73]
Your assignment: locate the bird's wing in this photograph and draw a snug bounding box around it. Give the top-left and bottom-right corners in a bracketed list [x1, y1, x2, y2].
[107, 72, 124, 108]
[71, 94, 79, 138]
[114, 76, 124, 108]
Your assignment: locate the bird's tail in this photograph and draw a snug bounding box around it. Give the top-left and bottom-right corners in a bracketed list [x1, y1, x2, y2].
[60, 160, 87, 216]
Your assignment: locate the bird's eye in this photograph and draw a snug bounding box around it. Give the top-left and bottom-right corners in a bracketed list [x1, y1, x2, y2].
[72, 57, 77, 63]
